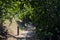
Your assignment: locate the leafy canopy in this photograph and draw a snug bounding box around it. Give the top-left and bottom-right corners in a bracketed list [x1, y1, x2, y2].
[0, 0, 34, 22]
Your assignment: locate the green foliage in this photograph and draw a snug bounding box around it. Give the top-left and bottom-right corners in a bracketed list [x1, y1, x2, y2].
[0, 0, 21, 21]
[0, 0, 34, 21]
[30, 0, 59, 40]
[18, 2, 34, 20]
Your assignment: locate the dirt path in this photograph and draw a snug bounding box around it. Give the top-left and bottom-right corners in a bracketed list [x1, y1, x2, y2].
[3, 18, 35, 40]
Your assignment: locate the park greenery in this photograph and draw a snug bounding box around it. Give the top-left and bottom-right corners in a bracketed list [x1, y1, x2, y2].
[0, 0, 60, 40]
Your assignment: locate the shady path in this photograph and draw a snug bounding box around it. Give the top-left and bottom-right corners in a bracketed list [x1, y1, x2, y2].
[6, 20, 35, 40]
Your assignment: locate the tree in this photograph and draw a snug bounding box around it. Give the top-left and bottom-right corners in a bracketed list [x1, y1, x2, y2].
[0, 0, 33, 39]
[0, 0, 60, 40]
[17, 0, 60, 40]
[29, 0, 60, 40]
[0, 0, 21, 39]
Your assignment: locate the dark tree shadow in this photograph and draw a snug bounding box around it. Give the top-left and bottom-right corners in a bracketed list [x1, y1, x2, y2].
[0, 26, 8, 40]
[16, 21, 26, 30]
